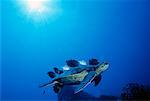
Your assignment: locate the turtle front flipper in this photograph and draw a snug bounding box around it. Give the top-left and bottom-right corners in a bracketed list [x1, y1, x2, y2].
[92, 74, 102, 86]
[74, 71, 96, 94]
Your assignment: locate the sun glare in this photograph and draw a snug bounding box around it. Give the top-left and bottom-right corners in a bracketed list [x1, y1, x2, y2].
[26, 0, 48, 14]
[17, 0, 61, 22]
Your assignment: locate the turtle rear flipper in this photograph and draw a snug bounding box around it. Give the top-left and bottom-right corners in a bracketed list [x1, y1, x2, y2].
[53, 85, 61, 93]
[39, 81, 54, 88]
[53, 83, 64, 93]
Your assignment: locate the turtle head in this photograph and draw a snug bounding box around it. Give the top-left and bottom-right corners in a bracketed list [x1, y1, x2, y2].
[95, 62, 109, 74]
[100, 62, 109, 71]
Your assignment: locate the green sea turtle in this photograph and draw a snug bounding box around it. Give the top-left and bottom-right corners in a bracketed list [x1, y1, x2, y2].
[39, 59, 109, 94]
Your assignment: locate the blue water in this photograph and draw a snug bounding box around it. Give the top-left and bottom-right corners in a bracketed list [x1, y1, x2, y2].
[1, 0, 150, 100]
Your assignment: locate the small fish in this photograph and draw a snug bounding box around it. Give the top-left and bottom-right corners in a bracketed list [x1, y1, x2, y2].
[42, 90, 45, 95]
[89, 58, 99, 65]
[47, 71, 56, 78]
[53, 67, 63, 74]
[66, 60, 79, 67]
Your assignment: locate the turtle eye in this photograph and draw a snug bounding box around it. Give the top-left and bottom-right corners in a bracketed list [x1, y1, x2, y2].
[104, 62, 108, 65]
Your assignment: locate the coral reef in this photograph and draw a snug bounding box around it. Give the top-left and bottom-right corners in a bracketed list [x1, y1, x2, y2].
[121, 83, 150, 100]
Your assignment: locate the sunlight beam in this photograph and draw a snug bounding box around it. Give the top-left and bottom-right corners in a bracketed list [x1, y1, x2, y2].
[16, 0, 62, 23]
[26, 0, 49, 14]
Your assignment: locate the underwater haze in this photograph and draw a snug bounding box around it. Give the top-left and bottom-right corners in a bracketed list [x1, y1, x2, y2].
[1, 0, 150, 100]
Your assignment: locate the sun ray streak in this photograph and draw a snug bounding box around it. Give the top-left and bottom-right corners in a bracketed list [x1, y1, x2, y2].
[16, 0, 62, 23]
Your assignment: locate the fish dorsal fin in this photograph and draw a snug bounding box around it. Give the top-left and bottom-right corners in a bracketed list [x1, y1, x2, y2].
[74, 71, 96, 94]
[62, 65, 70, 71]
[78, 60, 87, 65]
[92, 74, 102, 86]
